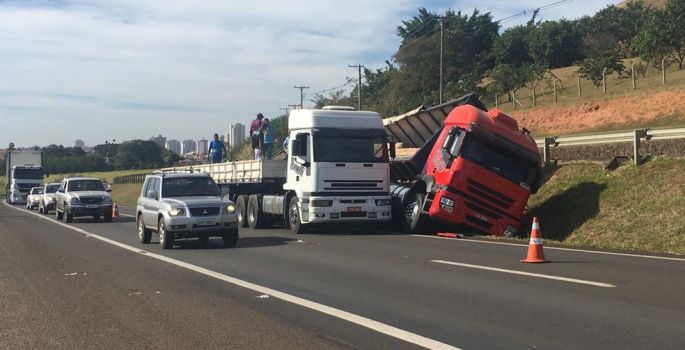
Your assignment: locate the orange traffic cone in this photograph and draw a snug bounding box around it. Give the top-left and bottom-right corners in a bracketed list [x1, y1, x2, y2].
[112, 202, 120, 219]
[521, 217, 550, 263]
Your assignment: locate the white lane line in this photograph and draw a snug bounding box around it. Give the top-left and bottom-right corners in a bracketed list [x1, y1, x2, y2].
[413, 235, 685, 262]
[4, 203, 459, 350]
[431, 260, 617, 288]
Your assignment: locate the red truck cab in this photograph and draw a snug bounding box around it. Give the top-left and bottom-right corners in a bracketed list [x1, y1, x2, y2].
[391, 102, 541, 236]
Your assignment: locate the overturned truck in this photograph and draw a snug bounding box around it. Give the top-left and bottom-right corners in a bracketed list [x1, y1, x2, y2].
[386, 94, 542, 236]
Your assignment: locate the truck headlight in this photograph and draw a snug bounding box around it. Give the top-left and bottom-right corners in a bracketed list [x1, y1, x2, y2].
[375, 199, 391, 206]
[311, 199, 333, 207]
[70, 197, 81, 204]
[168, 207, 186, 216]
[225, 204, 236, 214]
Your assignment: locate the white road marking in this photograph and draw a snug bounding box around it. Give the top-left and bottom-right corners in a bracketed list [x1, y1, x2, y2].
[413, 235, 685, 262]
[431, 260, 617, 288]
[4, 203, 459, 350]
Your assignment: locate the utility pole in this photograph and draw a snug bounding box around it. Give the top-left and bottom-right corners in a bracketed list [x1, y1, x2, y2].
[280, 107, 290, 116]
[293, 86, 309, 109]
[348, 64, 365, 110]
[439, 17, 444, 104]
[288, 104, 299, 111]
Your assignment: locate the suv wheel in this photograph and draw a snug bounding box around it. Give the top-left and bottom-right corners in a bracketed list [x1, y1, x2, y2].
[38, 203, 44, 214]
[65, 210, 74, 223]
[56, 207, 64, 220]
[137, 215, 152, 244]
[159, 218, 174, 249]
[104, 212, 113, 223]
[222, 228, 238, 247]
[288, 196, 308, 234]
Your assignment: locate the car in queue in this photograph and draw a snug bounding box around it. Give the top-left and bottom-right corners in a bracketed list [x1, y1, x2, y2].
[55, 177, 113, 223]
[39, 182, 61, 215]
[136, 172, 239, 249]
[26, 187, 44, 210]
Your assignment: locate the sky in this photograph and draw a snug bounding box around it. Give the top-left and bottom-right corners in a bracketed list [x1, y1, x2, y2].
[0, 0, 618, 147]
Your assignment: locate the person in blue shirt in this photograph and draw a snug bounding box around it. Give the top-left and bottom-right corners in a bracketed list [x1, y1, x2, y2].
[208, 133, 227, 164]
[260, 118, 275, 160]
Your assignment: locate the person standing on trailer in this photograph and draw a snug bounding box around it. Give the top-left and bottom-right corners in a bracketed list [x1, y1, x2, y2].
[250, 113, 264, 160]
[208, 133, 227, 164]
[261, 118, 275, 159]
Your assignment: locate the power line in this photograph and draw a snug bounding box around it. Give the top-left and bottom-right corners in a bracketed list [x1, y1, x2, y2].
[348, 64, 365, 110]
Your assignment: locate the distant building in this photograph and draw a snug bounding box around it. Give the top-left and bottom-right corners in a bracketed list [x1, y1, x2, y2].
[150, 134, 167, 147]
[230, 123, 246, 147]
[196, 138, 209, 156]
[165, 139, 181, 154]
[74, 139, 86, 150]
[182, 139, 196, 154]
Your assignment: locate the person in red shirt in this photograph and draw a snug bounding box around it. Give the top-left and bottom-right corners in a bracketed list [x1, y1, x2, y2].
[250, 113, 264, 160]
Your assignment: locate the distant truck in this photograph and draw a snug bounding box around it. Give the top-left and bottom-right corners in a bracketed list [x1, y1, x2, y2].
[387, 94, 541, 236]
[163, 107, 394, 234]
[5, 150, 43, 205]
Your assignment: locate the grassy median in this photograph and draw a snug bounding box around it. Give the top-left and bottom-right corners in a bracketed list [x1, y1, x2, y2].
[526, 157, 685, 255]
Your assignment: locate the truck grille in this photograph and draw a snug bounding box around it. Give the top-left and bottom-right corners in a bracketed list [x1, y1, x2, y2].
[80, 197, 102, 205]
[324, 180, 382, 191]
[466, 179, 514, 209]
[189, 207, 220, 216]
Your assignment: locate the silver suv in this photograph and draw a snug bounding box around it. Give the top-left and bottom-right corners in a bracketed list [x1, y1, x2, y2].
[55, 177, 113, 222]
[136, 172, 239, 249]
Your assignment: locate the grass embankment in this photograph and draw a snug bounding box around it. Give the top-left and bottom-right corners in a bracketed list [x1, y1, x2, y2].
[526, 157, 685, 255]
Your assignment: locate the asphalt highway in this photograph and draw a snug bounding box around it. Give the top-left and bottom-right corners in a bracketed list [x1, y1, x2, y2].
[1, 202, 684, 349]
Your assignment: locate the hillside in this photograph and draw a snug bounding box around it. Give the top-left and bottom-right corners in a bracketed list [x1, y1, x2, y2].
[618, 0, 667, 8]
[526, 157, 685, 254]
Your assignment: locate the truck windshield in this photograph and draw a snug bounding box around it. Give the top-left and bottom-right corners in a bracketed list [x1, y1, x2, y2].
[12, 168, 43, 179]
[313, 136, 388, 163]
[46, 184, 61, 193]
[162, 177, 221, 197]
[460, 136, 538, 187]
[68, 180, 105, 191]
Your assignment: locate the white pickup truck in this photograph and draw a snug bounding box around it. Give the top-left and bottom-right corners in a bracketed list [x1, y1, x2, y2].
[163, 107, 395, 234]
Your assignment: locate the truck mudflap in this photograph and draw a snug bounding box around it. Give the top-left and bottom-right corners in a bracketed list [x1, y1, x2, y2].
[428, 189, 520, 236]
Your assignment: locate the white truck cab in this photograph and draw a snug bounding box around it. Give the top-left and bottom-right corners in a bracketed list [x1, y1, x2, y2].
[283, 108, 392, 232]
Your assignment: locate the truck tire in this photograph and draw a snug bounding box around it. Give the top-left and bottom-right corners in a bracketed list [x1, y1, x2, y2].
[222, 228, 239, 247]
[236, 195, 249, 228]
[159, 218, 174, 249]
[288, 196, 308, 234]
[66, 210, 74, 223]
[247, 194, 271, 229]
[403, 192, 430, 234]
[137, 215, 152, 244]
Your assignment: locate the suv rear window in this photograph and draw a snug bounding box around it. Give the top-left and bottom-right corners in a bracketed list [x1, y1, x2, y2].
[162, 177, 220, 198]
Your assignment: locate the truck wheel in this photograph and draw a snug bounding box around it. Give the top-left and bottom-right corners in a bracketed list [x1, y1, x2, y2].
[288, 196, 308, 234]
[93, 214, 101, 221]
[66, 211, 74, 223]
[247, 195, 271, 229]
[137, 215, 152, 244]
[222, 229, 238, 247]
[403, 193, 430, 234]
[159, 218, 174, 249]
[236, 195, 249, 228]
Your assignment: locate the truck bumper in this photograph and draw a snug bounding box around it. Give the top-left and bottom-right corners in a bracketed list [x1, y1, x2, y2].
[428, 190, 521, 236]
[304, 196, 392, 224]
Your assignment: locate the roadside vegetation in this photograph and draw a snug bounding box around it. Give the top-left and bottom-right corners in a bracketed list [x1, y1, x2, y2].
[525, 157, 685, 254]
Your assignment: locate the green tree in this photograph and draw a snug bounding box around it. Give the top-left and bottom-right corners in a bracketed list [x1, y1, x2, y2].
[580, 2, 652, 57]
[632, 0, 685, 70]
[577, 49, 626, 86]
[527, 20, 584, 68]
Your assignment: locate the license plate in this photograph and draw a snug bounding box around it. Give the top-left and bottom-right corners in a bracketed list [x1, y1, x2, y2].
[86, 205, 97, 209]
[347, 206, 362, 212]
[198, 220, 215, 226]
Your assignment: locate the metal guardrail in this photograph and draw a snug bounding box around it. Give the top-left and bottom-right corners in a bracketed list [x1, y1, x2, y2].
[113, 173, 148, 184]
[535, 127, 685, 165]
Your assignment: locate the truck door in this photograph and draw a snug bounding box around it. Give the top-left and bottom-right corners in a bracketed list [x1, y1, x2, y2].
[288, 132, 311, 186]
